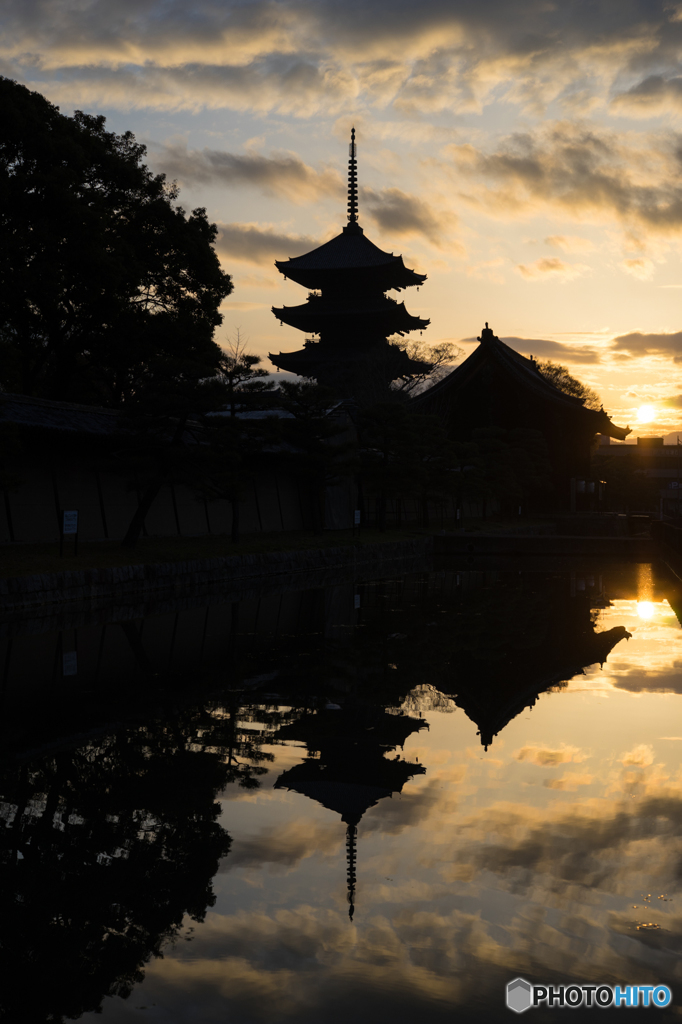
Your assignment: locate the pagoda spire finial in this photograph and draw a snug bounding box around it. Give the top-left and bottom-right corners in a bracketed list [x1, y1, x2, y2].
[347, 127, 358, 226]
[346, 822, 357, 921]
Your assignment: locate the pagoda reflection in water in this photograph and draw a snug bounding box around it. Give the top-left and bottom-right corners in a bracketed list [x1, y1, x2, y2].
[274, 705, 426, 919]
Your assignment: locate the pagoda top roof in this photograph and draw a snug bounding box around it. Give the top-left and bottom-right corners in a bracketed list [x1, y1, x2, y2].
[276, 224, 406, 272]
[274, 128, 425, 289]
[274, 770, 417, 824]
[275, 224, 426, 288]
[414, 324, 630, 440]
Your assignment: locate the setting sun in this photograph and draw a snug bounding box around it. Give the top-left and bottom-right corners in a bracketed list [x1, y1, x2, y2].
[637, 405, 656, 423]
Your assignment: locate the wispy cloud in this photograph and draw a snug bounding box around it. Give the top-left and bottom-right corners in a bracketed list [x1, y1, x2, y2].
[620, 743, 655, 767]
[517, 257, 589, 281]
[152, 142, 342, 202]
[502, 337, 602, 363]
[361, 186, 458, 246]
[610, 331, 682, 360]
[545, 234, 595, 253]
[621, 258, 656, 280]
[448, 122, 682, 239]
[216, 223, 318, 265]
[24, 59, 358, 116]
[612, 75, 682, 118]
[513, 743, 587, 767]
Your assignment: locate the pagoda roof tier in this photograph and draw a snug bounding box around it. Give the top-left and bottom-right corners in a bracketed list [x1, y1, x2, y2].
[269, 341, 429, 378]
[272, 295, 429, 336]
[273, 708, 426, 824]
[414, 324, 630, 441]
[275, 224, 426, 291]
[274, 760, 423, 824]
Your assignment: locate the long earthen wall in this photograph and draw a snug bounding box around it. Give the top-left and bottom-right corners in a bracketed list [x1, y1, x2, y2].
[0, 461, 353, 543]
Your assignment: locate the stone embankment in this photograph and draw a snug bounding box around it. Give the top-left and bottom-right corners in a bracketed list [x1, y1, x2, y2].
[434, 534, 654, 558]
[0, 538, 434, 612]
[0, 522, 658, 613]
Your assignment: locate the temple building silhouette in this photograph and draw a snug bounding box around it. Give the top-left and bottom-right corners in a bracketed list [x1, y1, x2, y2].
[444, 581, 632, 749]
[414, 323, 630, 507]
[455, 621, 631, 750]
[269, 128, 430, 392]
[273, 705, 426, 920]
[268, 136, 630, 509]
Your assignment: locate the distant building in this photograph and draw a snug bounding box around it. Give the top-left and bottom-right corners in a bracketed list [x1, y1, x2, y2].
[414, 324, 630, 509]
[269, 129, 429, 394]
[598, 434, 682, 515]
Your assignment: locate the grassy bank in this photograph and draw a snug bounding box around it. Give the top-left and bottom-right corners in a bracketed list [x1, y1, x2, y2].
[0, 527, 434, 579]
[0, 514, 600, 580]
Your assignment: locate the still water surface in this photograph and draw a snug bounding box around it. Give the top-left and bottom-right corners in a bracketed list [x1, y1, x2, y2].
[3, 560, 682, 1022]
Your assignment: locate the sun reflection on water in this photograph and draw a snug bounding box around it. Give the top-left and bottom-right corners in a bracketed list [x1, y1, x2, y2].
[636, 601, 656, 619]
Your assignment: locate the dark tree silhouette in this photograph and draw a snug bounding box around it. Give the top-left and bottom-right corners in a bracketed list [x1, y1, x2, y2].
[186, 412, 279, 543]
[277, 381, 356, 533]
[388, 339, 462, 395]
[536, 360, 602, 410]
[179, 335, 279, 543]
[0, 77, 232, 406]
[216, 330, 276, 418]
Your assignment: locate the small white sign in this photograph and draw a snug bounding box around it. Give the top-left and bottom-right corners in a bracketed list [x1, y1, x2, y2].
[354, 594, 361, 609]
[62, 510, 78, 535]
[62, 651, 77, 676]
[354, 509, 361, 525]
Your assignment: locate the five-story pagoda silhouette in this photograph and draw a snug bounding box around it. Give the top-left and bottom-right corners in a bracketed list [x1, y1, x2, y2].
[270, 129, 430, 391]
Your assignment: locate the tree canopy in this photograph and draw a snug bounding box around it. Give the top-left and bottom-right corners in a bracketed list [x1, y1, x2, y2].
[536, 359, 602, 410]
[0, 77, 232, 406]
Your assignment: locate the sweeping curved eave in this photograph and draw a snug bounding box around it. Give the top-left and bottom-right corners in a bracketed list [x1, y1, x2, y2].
[276, 228, 402, 271]
[459, 623, 629, 747]
[268, 345, 430, 376]
[274, 228, 426, 289]
[276, 263, 426, 291]
[272, 301, 430, 334]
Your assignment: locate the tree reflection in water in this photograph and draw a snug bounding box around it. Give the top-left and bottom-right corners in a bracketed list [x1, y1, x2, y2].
[0, 707, 246, 1023]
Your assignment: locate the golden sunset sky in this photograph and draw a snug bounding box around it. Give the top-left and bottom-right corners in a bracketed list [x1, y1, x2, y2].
[6, 0, 682, 434]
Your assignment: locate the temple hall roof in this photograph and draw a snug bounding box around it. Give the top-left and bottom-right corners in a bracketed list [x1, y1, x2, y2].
[455, 624, 631, 749]
[414, 324, 630, 441]
[0, 392, 119, 435]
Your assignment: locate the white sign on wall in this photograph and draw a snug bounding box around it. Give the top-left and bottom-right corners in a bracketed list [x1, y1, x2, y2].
[62, 510, 78, 535]
[62, 651, 78, 676]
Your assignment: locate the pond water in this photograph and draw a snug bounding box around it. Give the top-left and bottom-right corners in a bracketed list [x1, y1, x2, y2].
[2, 559, 682, 1022]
